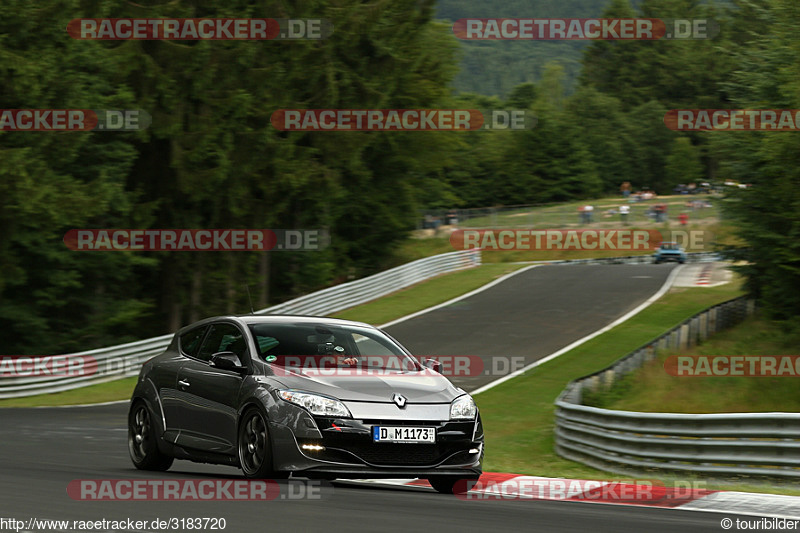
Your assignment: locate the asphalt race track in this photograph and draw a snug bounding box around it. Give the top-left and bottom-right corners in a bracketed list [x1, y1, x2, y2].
[0, 264, 755, 532]
[387, 263, 676, 391]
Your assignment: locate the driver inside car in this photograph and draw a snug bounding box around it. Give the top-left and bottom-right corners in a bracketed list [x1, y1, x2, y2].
[318, 342, 358, 366]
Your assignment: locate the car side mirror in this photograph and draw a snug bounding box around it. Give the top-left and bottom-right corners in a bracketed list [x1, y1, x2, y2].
[210, 351, 246, 373]
[423, 358, 442, 374]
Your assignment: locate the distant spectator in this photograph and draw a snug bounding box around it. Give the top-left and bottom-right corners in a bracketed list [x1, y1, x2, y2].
[619, 204, 630, 225]
[620, 181, 631, 198]
[445, 209, 458, 226]
[654, 203, 667, 222]
[679, 212, 689, 226]
[584, 204, 594, 224]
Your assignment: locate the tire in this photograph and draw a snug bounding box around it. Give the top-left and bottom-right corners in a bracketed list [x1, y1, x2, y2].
[128, 401, 173, 471]
[427, 476, 472, 495]
[238, 407, 286, 479]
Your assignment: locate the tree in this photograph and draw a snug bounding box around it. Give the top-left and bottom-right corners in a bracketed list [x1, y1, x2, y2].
[665, 137, 703, 188]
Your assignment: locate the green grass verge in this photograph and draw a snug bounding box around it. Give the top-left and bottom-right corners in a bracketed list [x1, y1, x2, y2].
[586, 316, 800, 413]
[0, 377, 138, 408]
[0, 263, 526, 408]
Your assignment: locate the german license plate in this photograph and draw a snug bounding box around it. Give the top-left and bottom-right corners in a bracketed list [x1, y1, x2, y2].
[372, 426, 435, 443]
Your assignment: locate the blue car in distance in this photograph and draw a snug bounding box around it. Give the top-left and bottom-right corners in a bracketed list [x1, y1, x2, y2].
[653, 241, 687, 264]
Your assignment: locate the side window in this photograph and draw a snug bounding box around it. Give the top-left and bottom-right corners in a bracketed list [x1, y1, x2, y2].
[180, 326, 207, 358]
[196, 323, 247, 363]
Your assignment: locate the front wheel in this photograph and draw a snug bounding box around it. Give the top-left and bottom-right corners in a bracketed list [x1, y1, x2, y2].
[427, 476, 473, 494]
[238, 407, 286, 479]
[128, 402, 173, 471]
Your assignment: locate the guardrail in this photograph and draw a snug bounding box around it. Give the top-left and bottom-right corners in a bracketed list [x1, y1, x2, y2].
[0, 249, 481, 399]
[253, 249, 481, 316]
[530, 251, 719, 266]
[554, 297, 800, 479]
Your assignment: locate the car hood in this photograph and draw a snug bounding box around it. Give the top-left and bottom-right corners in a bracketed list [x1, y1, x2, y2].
[267, 367, 463, 403]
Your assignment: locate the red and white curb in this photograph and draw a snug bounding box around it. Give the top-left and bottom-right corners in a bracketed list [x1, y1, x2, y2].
[340, 473, 800, 519]
[696, 264, 713, 286]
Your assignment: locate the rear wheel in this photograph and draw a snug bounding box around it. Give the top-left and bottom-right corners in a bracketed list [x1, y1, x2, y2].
[427, 476, 472, 495]
[128, 402, 173, 471]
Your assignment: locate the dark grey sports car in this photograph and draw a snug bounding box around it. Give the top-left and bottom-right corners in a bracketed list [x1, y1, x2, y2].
[128, 315, 483, 493]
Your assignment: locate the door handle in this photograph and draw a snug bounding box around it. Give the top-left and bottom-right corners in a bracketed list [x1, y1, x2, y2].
[178, 380, 190, 388]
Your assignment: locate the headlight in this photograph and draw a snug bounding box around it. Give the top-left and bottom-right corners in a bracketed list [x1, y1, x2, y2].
[277, 390, 352, 418]
[450, 395, 477, 420]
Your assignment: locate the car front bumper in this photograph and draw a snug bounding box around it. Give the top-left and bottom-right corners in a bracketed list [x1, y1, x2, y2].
[654, 254, 686, 262]
[270, 416, 484, 479]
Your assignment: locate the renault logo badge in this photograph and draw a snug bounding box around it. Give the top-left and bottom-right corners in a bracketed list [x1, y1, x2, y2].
[392, 393, 407, 408]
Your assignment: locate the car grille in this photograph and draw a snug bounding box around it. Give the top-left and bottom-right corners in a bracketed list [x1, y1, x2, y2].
[341, 443, 442, 466]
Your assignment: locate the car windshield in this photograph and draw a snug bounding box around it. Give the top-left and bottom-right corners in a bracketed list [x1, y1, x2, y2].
[247, 322, 421, 372]
[661, 243, 678, 250]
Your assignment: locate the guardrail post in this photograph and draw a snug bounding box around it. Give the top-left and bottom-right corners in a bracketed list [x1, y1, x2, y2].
[658, 336, 668, 353]
[699, 312, 708, 342]
[589, 375, 601, 393]
[679, 324, 689, 350]
[709, 307, 718, 334]
[646, 345, 657, 362]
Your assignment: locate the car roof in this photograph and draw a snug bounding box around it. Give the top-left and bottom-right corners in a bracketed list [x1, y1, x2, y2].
[178, 314, 376, 332]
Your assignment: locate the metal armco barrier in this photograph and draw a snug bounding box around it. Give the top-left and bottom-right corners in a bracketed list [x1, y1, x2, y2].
[254, 248, 482, 316]
[0, 249, 481, 399]
[554, 297, 800, 479]
[533, 251, 719, 266]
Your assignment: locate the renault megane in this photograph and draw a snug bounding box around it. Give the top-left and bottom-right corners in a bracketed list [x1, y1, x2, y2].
[128, 315, 483, 493]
